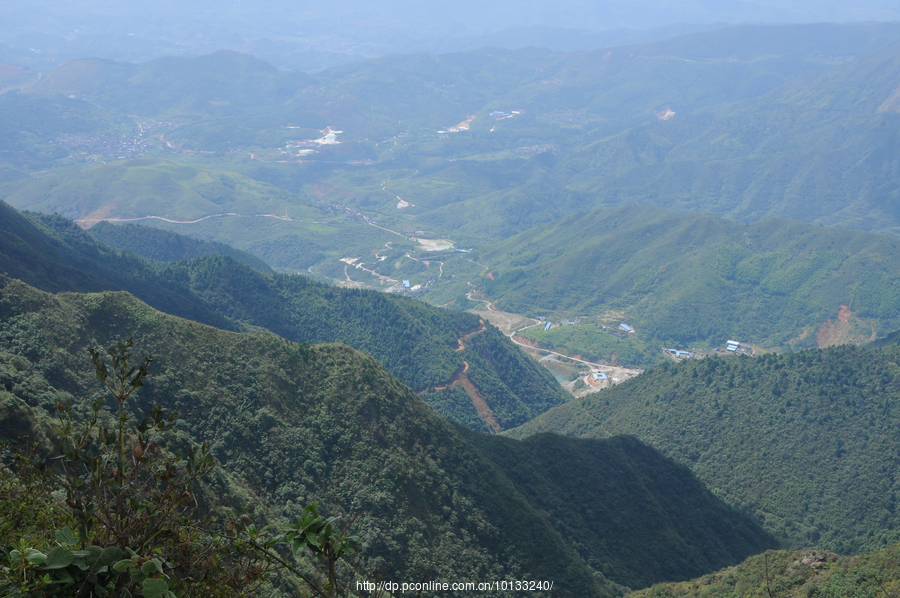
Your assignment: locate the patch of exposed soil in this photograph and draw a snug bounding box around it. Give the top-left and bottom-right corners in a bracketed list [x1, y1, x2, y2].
[427, 325, 501, 432]
[439, 115, 476, 133]
[413, 238, 454, 251]
[471, 308, 537, 336]
[456, 369, 501, 434]
[815, 305, 877, 348]
[511, 335, 538, 348]
[453, 323, 486, 351]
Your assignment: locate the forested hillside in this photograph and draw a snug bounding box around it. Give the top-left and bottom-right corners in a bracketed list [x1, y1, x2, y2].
[469, 432, 775, 590]
[630, 544, 900, 598]
[477, 205, 900, 348]
[4, 24, 900, 245]
[165, 255, 569, 430]
[0, 201, 568, 431]
[0, 200, 236, 330]
[0, 278, 775, 593]
[88, 221, 274, 273]
[510, 340, 900, 555]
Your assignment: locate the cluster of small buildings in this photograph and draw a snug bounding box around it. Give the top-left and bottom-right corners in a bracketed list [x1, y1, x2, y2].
[726, 340, 740, 352]
[541, 318, 583, 331]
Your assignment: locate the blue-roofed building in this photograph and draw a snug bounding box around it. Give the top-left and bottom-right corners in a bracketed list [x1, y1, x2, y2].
[592, 372, 608, 381]
[402, 280, 410, 288]
[619, 323, 634, 333]
[544, 322, 552, 331]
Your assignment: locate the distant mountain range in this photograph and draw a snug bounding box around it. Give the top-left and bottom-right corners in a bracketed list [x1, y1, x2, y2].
[2, 1, 899, 71]
[4, 22, 900, 365]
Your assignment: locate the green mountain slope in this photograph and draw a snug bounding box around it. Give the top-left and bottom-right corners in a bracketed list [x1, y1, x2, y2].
[0, 159, 297, 223]
[0, 202, 567, 431]
[163, 255, 569, 431]
[0, 91, 132, 172]
[88, 221, 274, 274]
[469, 432, 775, 590]
[0, 277, 775, 593]
[0, 201, 236, 330]
[475, 205, 900, 349]
[629, 544, 900, 598]
[509, 341, 900, 554]
[35, 51, 317, 119]
[554, 37, 900, 235]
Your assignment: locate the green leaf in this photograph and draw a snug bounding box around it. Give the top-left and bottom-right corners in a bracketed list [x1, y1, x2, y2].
[43, 547, 75, 569]
[101, 546, 123, 567]
[113, 559, 136, 573]
[55, 527, 78, 546]
[130, 567, 147, 584]
[141, 559, 158, 575]
[24, 549, 47, 565]
[142, 578, 170, 598]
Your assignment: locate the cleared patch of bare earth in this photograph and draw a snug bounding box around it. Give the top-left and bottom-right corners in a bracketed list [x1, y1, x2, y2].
[425, 322, 502, 433]
[456, 365, 502, 434]
[437, 115, 476, 133]
[413, 238, 453, 251]
[815, 304, 877, 348]
[471, 308, 537, 336]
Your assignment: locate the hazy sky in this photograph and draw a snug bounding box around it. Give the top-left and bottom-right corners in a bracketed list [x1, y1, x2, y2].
[1, 0, 898, 70]
[4, 0, 899, 36]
